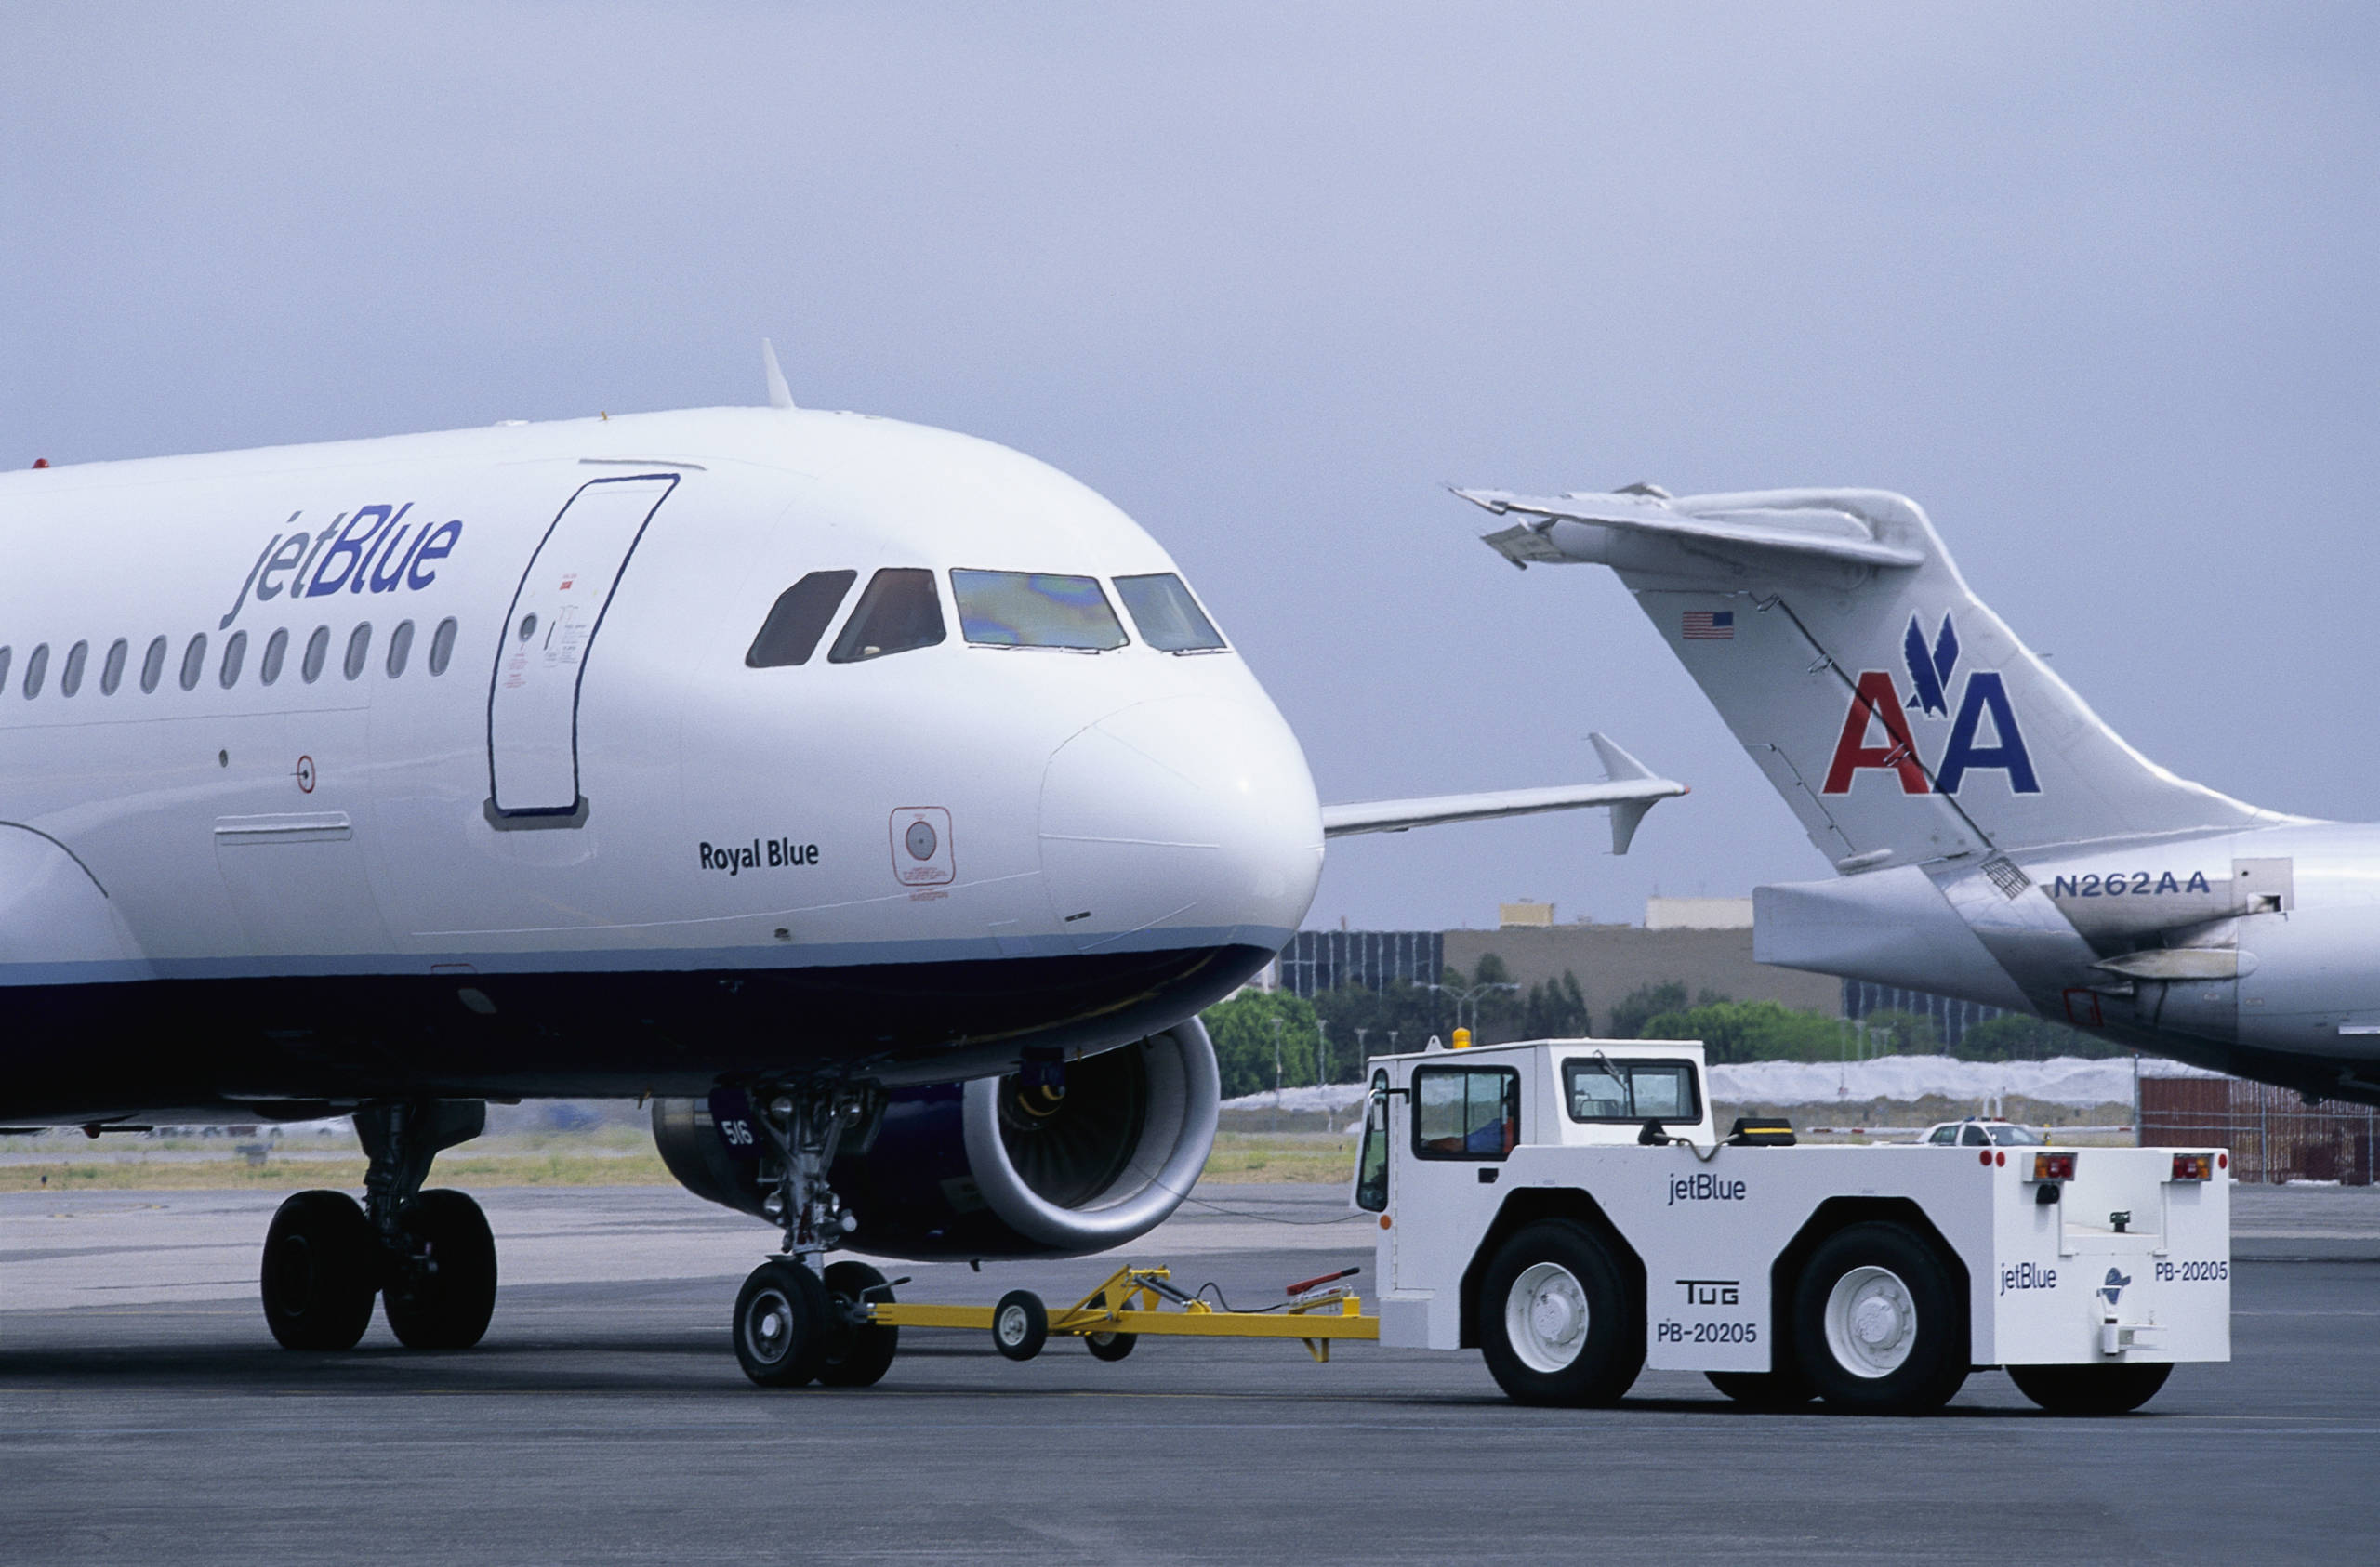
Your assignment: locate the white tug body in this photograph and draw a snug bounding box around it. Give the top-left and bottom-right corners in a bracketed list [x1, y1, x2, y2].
[1358, 1038, 2230, 1413]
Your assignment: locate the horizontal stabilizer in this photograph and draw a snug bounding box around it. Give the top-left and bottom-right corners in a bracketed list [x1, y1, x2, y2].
[1457, 487, 1925, 569]
[1321, 733, 1686, 854]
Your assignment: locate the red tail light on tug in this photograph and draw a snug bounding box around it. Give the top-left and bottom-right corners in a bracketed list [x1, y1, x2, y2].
[2172, 1152, 2215, 1181]
[2029, 1152, 2077, 1183]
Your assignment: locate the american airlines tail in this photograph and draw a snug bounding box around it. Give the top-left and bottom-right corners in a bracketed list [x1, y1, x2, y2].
[1460, 485, 2292, 873]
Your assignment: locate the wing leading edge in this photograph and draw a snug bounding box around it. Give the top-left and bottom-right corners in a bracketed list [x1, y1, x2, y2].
[1320, 733, 1686, 854]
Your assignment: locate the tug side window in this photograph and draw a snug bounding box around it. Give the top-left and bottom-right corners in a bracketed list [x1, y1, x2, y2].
[1563, 1060, 1701, 1126]
[1355, 1071, 1391, 1212]
[1412, 1066, 1519, 1161]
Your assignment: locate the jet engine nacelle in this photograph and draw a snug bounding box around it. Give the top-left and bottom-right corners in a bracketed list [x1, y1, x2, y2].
[650, 1019, 1220, 1258]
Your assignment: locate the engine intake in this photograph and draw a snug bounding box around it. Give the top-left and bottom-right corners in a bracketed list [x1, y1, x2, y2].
[650, 1019, 1219, 1259]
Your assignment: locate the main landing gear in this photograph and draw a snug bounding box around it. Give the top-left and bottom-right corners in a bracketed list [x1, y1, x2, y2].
[728, 1082, 898, 1389]
[259, 1099, 497, 1353]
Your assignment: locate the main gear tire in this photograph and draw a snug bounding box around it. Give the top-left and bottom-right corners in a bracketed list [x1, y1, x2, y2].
[382, 1190, 498, 1351]
[260, 1190, 379, 1351]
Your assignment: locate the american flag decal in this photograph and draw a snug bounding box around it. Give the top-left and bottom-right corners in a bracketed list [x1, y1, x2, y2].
[1683, 610, 1734, 640]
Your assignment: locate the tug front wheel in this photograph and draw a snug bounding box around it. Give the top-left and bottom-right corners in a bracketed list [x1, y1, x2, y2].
[734, 1258, 831, 1387]
[1478, 1219, 1643, 1407]
[2008, 1361, 2173, 1415]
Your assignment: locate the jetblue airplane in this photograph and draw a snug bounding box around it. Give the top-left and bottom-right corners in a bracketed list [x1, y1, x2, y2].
[0, 347, 1683, 1386]
[1461, 481, 2380, 1111]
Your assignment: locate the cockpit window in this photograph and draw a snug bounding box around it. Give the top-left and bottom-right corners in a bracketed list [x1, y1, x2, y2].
[747, 570, 858, 667]
[949, 571, 1127, 651]
[827, 568, 945, 664]
[1114, 573, 1226, 652]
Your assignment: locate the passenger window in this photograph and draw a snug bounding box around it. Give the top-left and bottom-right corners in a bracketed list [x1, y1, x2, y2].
[61, 640, 88, 697]
[1960, 1125, 1990, 1147]
[141, 636, 167, 693]
[1926, 1126, 1958, 1146]
[747, 571, 857, 667]
[344, 624, 371, 680]
[301, 626, 330, 683]
[1562, 1059, 1701, 1126]
[1413, 1065, 1519, 1160]
[179, 634, 207, 692]
[1114, 573, 1226, 652]
[100, 639, 128, 696]
[220, 631, 247, 689]
[260, 629, 287, 686]
[1355, 1071, 1392, 1211]
[428, 617, 458, 677]
[21, 642, 47, 697]
[387, 620, 414, 678]
[827, 569, 945, 664]
[949, 570, 1127, 651]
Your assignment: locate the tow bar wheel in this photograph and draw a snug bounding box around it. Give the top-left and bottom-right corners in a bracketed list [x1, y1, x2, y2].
[992, 1289, 1049, 1361]
[1478, 1218, 1643, 1407]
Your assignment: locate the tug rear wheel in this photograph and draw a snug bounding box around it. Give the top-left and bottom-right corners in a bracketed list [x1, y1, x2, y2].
[2008, 1361, 2173, 1415]
[260, 1190, 379, 1351]
[734, 1258, 830, 1387]
[816, 1260, 899, 1388]
[1478, 1219, 1642, 1407]
[1792, 1221, 1968, 1415]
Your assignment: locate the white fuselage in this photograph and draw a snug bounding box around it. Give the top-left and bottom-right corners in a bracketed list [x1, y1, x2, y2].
[0, 406, 1324, 1120]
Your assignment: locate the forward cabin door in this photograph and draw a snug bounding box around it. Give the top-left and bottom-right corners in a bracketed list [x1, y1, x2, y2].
[486, 473, 678, 818]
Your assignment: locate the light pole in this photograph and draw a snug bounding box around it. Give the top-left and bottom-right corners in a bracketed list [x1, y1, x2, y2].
[1428, 981, 1520, 1042]
[1268, 1015, 1285, 1107]
[1354, 1026, 1369, 1077]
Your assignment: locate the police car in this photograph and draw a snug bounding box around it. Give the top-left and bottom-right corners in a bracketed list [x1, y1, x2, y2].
[1355, 1036, 2229, 1415]
[1921, 1118, 2046, 1148]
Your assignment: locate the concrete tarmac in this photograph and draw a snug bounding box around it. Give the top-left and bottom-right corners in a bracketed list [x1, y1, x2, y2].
[5, 1183, 2376, 1565]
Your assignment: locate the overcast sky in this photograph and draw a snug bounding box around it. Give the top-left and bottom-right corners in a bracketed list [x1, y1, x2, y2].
[5, 4, 2374, 932]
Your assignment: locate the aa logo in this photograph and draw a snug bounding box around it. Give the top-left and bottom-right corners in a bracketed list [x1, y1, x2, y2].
[1821, 612, 2041, 797]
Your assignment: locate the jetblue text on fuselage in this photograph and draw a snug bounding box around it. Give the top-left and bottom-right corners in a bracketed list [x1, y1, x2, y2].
[1822, 612, 2040, 797]
[218, 505, 465, 629]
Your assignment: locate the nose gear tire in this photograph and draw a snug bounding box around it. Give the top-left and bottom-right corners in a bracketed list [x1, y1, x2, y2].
[734, 1259, 831, 1387]
[1478, 1219, 1642, 1407]
[381, 1190, 498, 1350]
[1792, 1221, 1968, 1414]
[816, 1260, 899, 1388]
[261, 1190, 379, 1351]
[2007, 1361, 2173, 1415]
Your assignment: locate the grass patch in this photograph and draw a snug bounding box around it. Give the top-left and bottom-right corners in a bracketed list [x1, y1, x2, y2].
[1199, 1132, 1356, 1185]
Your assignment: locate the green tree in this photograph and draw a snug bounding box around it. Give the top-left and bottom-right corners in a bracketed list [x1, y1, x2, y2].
[1844, 1008, 1942, 1057]
[1639, 999, 1845, 1063]
[1200, 988, 1323, 1099]
[1520, 970, 1592, 1041]
[1606, 981, 1688, 1038]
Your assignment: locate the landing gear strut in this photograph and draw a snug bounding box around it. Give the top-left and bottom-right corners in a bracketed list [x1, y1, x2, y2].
[258, 1099, 495, 1352]
[730, 1082, 894, 1389]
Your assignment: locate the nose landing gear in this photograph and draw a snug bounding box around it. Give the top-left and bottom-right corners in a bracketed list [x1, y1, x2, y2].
[258, 1099, 496, 1353]
[730, 1082, 893, 1389]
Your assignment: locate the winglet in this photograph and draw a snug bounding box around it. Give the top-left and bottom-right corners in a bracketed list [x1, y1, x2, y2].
[1589, 732, 1674, 855]
[761, 338, 796, 411]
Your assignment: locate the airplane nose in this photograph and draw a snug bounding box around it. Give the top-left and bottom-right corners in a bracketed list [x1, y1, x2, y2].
[1039, 695, 1324, 952]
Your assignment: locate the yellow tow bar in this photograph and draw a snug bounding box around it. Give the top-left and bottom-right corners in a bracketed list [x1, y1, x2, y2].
[869, 1264, 1381, 1364]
